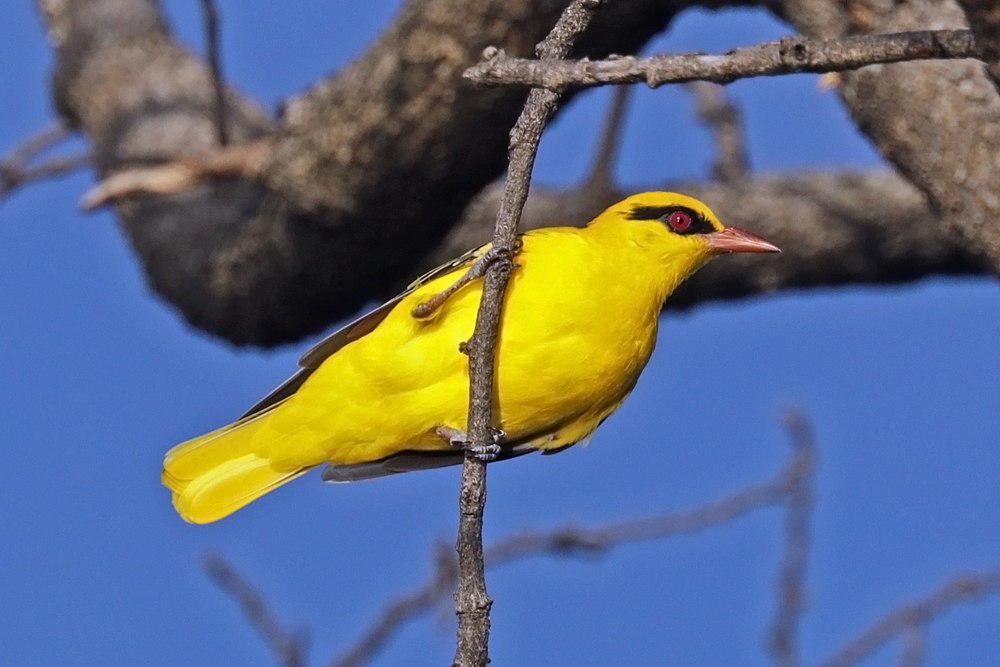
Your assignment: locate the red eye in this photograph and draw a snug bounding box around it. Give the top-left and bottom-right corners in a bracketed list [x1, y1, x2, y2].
[668, 211, 693, 232]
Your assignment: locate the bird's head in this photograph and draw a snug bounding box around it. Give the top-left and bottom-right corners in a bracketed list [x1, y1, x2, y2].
[589, 191, 779, 293]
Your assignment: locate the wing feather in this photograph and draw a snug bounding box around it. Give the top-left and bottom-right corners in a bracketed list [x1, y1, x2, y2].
[322, 442, 539, 483]
[240, 244, 488, 419]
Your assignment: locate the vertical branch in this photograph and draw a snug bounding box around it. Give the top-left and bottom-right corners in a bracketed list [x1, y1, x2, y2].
[454, 1, 606, 665]
[768, 409, 817, 667]
[688, 81, 749, 184]
[199, 0, 229, 145]
[586, 85, 631, 190]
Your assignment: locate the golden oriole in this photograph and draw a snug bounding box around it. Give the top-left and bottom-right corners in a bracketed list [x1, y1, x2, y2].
[163, 192, 779, 523]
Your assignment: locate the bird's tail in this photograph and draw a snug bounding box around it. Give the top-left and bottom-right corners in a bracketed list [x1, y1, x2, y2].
[162, 402, 312, 524]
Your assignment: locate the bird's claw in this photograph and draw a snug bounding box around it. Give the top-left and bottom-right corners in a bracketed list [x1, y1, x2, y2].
[411, 242, 523, 319]
[435, 426, 505, 462]
[466, 442, 502, 462]
[468, 427, 505, 462]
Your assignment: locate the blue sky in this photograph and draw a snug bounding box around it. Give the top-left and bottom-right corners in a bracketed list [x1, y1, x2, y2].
[1, 2, 997, 665]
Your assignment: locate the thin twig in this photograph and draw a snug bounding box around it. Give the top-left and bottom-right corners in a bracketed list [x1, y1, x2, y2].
[333, 544, 456, 667]
[199, 0, 229, 145]
[820, 571, 1000, 667]
[1, 153, 90, 199]
[203, 553, 308, 667]
[2, 122, 71, 166]
[1, 122, 88, 200]
[767, 409, 817, 667]
[454, 1, 605, 665]
[333, 430, 813, 667]
[586, 86, 630, 189]
[464, 29, 982, 90]
[688, 81, 748, 184]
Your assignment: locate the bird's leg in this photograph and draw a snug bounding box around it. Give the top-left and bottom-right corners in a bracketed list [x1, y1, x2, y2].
[411, 241, 522, 319]
[435, 425, 505, 462]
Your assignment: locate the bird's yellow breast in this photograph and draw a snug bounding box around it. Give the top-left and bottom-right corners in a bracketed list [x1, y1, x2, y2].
[264, 225, 672, 466]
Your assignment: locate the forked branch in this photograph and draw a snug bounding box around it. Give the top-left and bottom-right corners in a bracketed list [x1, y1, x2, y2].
[820, 571, 1000, 667]
[1, 122, 88, 201]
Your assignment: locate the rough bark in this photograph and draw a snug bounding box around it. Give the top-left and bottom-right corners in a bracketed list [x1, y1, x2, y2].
[464, 29, 981, 88]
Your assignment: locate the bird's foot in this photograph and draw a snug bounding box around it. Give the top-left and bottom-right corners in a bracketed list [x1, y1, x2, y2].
[411, 243, 521, 319]
[435, 425, 505, 462]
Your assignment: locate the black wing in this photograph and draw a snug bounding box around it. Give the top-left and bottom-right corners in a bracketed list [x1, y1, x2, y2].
[321, 443, 539, 482]
[239, 244, 487, 419]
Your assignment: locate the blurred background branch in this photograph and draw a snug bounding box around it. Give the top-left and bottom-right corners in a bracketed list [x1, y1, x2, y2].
[0, 121, 88, 201]
[688, 81, 749, 184]
[767, 409, 816, 667]
[821, 571, 1000, 667]
[203, 553, 308, 667]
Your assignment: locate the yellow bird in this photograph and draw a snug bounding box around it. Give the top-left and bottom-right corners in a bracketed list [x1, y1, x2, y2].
[163, 192, 779, 523]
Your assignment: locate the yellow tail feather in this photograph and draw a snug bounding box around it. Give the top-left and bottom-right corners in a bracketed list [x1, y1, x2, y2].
[162, 403, 312, 524]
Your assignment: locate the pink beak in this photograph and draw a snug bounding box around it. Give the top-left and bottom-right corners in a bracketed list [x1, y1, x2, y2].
[705, 227, 781, 254]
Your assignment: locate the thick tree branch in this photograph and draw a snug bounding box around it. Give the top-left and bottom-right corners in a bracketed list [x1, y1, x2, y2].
[455, 3, 604, 664]
[464, 29, 981, 89]
[81, 140, 267, 210]
[820, 571, 1000, 667]
[779, 0, 1000, 275]
[203, 553, 308, 667]
[335, 425, 812, 667]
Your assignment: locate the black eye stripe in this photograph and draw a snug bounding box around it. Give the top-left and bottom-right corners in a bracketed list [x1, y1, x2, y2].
[627, 205, 679, 220]
[626, 205, 716, 235]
